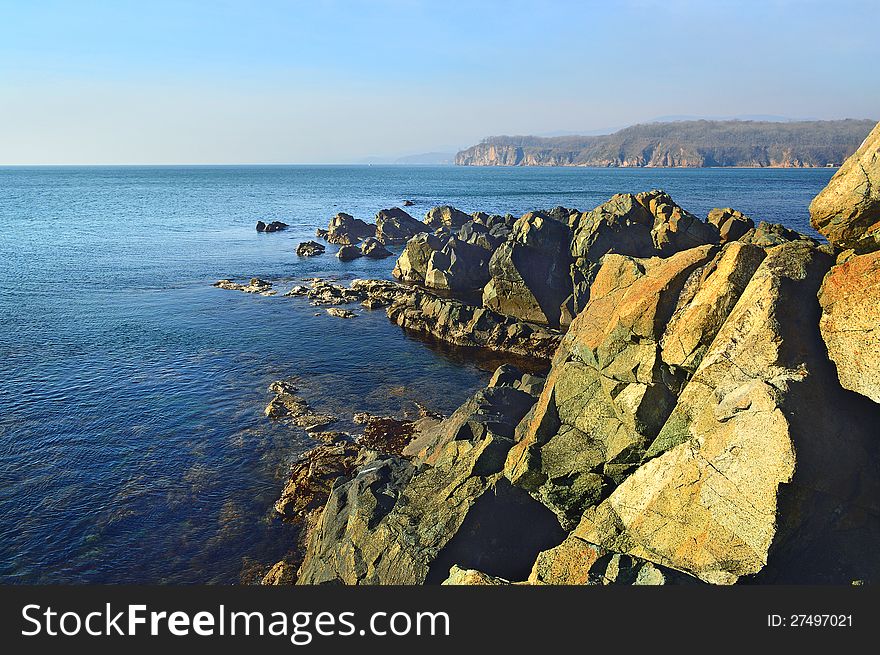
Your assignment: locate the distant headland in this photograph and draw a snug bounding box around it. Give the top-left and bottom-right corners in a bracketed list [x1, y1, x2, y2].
[454, 118, 876, 168]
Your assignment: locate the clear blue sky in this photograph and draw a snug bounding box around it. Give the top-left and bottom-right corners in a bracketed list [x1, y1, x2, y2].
[1, 0, 877, 164]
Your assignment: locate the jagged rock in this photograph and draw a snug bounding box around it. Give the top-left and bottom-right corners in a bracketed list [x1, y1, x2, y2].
[386, 288, 562, 359]
[296, 241, 326, 257]
[459, 220, 504, 251]
[810, 121, 880, 251]
[391, 233, 445, 283]
[707, 208, 755, 243]
[577, 242, 880, 584]
[304, 279, 363, 305]
[375, 207, 426, 245]
[326, 307, 356, 318]
[213, 278, 275, 295]
[360, 237, 393, 259]
[442, 566, 509, 585]
[563, 190, 719, 325]
[257, 220, 288, 233]
[297, 380, 565, 585]
[483, 212, 574, 327]
[323, 212, 376, 245]
[336, 245, 363, 262]
[424, 205, 471, 230]
[261, 560, 298, 585]
[488, 364, 545, 397]
[504, 245, 718, 529]
[818, 250, 880, 403]
[424, 236, 492, 292]
[739, 221, 818, 247]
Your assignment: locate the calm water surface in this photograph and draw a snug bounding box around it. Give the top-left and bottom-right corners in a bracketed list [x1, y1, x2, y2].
[0, 165, 833, 583]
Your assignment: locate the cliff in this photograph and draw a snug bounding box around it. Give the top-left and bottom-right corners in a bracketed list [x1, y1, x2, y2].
[455, 119, 876, 168]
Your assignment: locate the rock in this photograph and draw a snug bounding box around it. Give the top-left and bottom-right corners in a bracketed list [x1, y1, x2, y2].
[391, 233, 445, 283]
[296, 241, 326, 257]
[323, 212, 376, 245]
[424, 205, 471, 230]
[564, 190, 719, 324]
[707, 208, 755, 243]
[577, 242, 880, 584]
[483, 212, 574, 327]
[818, 250, 880, 403]
[213, 277, 275, 295]
[375, 207, 426, 245]
[810, 121, 880, 251]
[297, 380, 566, 585]
[386, 288, 562, 359]
[264, 380, 337, 430]
[336, 245, 363, 262]
[261, 560, 298, 585]
[739, 221, 818, 247]
[403, 200, 415, 207]
[304, 279, 365, 306]
[459, 220, 504, 251]
[355, 414, 422, 456]
[360, 237, 393, 259]
[257, 220, 288, 233]
[424, 236, 492, 292]
[274, 440, 363, 524]
[442, 566, 509, 585]
[326, 307, 356, 318]
[504, 245, 718, 529]
[487, 364, 545, 397]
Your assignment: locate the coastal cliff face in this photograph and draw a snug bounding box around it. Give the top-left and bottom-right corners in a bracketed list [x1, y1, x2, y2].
[251, 121, 880, 586]
[455, 119, 876, 167]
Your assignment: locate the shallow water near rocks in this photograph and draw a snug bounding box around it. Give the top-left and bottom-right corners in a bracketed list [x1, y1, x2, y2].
[0, 165, 833, 583]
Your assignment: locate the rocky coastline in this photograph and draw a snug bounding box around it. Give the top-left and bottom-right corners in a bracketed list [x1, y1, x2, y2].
[217, 121, 880, 585]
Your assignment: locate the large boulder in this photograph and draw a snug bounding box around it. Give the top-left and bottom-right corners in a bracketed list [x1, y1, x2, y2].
[810, 121, 880, 251]
[707, 208, 755, 244]
[482, 212, 574, 327]
[424, 205, 471, 230]
[818, 250, 880, 404]
[375, 207, 427, 245]
[459, 220, 505, 252]
[391, 233, 445, 283]
[336, 245, 363, 261]
[424, 236, 492, 292]
[322, 212, 375, 245]
[360, 237, 392, 259]
[576, 242, 880, 584]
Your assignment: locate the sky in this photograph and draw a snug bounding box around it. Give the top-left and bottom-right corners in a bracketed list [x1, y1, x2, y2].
[0, 0, 877, 164]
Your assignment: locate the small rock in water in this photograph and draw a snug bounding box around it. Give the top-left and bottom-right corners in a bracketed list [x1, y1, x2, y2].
[403, 200, 415, 206]
[360, 237, 393, 259]
[296, 241, 326, 257]
[213, 277, 275, 294]
[257, 220, 288, 233]
[336, 245, 363, 261]
[326, 307, 356, 318]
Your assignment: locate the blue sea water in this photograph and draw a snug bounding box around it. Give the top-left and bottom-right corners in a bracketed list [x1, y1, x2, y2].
[0, 165, 834, 583]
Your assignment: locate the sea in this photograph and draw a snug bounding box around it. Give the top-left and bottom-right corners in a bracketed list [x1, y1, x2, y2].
[0, 165, 834, 583]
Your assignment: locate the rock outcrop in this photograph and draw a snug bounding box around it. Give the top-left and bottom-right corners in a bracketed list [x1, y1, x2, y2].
[386, 288, 562, 360]
[360, 237, 393, 259]
[810, 121, 880, 251]
[392, 233, 444, 283]
[319, 212, 376, 245]
[375, 207, 426, 245]
[213, 277, 275, 295]
[424, 205, 471, 230]
[707, 208, 755, 244]
[483, 211, 574, 327]
[424, 236, 492, 292]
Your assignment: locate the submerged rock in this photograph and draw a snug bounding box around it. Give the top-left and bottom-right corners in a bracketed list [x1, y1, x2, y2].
[257, 220, 289, 233]
[810, 121, 880, 251]
[213, 277, 275, 295]
[296, 241, 326, 257]
[326, 307, 356, 318]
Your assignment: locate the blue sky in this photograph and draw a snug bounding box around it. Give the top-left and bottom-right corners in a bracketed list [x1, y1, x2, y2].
[0, 0, 877, 164]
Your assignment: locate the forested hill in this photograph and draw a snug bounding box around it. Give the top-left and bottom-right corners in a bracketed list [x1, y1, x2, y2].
[454, 119, 876, 167]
